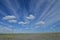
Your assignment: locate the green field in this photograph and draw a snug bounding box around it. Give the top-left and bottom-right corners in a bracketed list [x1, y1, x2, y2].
[0, 33, 60, 40]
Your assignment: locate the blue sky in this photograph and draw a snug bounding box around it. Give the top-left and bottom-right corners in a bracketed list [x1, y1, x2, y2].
[0, 0, 60, 33]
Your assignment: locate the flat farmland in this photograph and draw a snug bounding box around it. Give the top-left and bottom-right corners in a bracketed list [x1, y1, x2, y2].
[0, 33, 60, 40]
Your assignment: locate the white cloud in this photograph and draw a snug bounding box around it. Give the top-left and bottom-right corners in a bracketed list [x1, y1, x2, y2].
[2, 15, 16, 20]
[18, 21, 29, 25]
[2, 15, 17, 23]
[26, 14, 35, 20]
[8, 20, 17, 23]
[35, 21, 45, 28]
[36, 21, 45, 25]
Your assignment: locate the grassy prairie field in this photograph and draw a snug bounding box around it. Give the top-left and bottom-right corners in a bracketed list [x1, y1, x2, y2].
[0, 33, 60, 40]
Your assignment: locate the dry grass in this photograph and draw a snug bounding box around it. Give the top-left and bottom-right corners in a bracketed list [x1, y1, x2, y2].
[0, 33, 60, 40]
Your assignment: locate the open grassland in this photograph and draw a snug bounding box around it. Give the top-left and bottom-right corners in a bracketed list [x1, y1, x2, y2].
[0, 33, 60, 40]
